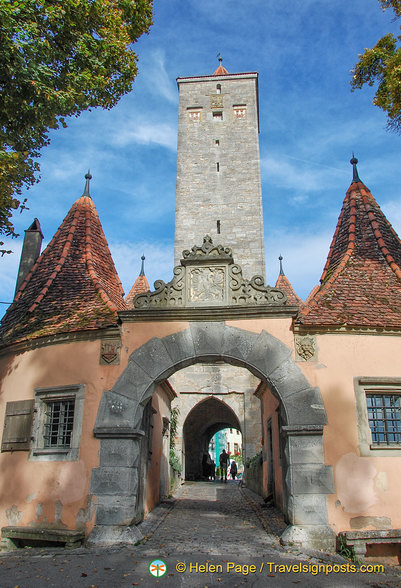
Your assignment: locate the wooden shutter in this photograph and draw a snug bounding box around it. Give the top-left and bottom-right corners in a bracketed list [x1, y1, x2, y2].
[1, 400, 34, 452]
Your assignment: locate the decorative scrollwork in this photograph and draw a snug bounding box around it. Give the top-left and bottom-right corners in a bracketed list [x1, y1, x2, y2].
[133, 236, 288, 309]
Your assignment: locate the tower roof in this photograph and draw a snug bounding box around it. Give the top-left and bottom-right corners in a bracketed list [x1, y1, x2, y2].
[213, 54, 229, 76]
[125, 255, 150, 307]
[298, 158, 401, 329]
[1, 177, 126, 344]
[275, 256, 303, 306]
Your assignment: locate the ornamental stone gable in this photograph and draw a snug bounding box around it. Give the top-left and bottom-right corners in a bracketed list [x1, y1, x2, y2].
[133, 236, 287, 309]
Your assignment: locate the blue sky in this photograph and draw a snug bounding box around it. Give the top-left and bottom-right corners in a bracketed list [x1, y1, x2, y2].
[1, 0, 401, 317]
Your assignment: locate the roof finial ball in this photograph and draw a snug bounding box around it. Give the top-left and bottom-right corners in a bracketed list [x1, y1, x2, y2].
[83, 170, 92, 197]
[350, 154, 361, 184]
[217, 52, 223, 65]
[140, 254, 146, 276]
[279, 254, 284, 276]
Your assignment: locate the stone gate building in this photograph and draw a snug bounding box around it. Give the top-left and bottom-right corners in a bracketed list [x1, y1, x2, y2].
[1, 63, 401, 555]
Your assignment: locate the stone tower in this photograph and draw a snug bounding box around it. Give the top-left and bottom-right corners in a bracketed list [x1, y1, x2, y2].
[174, 60, 265, 279]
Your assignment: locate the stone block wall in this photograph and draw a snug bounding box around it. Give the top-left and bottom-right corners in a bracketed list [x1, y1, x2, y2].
[175, 73, 265, 280]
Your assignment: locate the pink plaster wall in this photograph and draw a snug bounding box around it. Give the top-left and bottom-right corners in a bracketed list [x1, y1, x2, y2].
[144, 385, 171, 514]
[259, 384, 284, 509]
[298, 333, 401, 533]
[0, 339, 105, 535]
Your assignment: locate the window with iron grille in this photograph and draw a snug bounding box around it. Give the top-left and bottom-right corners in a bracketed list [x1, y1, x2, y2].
[31, 385, 84, 461]
[44, 399, 75, 448]
[366, 394, 401, 446]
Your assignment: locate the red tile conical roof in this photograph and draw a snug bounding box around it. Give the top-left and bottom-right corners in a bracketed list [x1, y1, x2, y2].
[125, 255, 150, 307]
[275, 257, 303, 306]
[298, 161, 401, 329]
[1, 188, 127, 344]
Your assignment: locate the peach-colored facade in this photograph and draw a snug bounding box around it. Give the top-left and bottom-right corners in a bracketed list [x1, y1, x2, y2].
[0, 322, 183, 538]
[260, 329, 401, 534]
[0, 299, 401, 555]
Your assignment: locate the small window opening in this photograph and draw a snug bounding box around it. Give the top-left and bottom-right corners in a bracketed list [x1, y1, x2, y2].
[215, 139, 219, 146]
[217, 220, 221, 234]
[216, 84, 221, 94]
[213, 112, 223, 121]
[216, 162, 220, 172]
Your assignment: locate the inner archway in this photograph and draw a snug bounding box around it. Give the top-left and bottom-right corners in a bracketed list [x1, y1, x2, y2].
[183, 396, 241, 480]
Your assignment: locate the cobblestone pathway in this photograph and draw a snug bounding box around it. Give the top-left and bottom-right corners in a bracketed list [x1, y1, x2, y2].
[0, 481, 400, 587]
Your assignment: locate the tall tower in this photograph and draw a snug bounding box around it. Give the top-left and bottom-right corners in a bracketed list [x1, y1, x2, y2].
[174, 60, 265, 279]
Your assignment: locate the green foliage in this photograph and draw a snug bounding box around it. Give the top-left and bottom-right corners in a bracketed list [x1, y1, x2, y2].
[337, 534, 359, 563]
[169, 406, 179, 450]
[351, 0, 401, 132]
[169, 449, 182, 473]
[245, 450, 263, 468]
[0, 0, 153, 246]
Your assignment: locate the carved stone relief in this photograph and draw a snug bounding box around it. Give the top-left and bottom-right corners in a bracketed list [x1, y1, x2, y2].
[133, 236, 287, 309]
[295, 336, 317, 362]
[100, 340, 121, 365]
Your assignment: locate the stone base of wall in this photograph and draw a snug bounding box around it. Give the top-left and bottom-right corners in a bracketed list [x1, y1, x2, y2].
[244, 464, 263, 497]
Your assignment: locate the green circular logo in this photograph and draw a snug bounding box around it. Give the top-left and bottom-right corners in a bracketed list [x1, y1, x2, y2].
[149, 559, 167, 577]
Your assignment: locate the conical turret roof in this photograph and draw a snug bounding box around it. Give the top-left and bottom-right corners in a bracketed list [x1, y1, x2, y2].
[298, 159, 401, 329]
[125, 255, 150, 307]
[275, 256, 303, 306]
[1, 179, 127, 344]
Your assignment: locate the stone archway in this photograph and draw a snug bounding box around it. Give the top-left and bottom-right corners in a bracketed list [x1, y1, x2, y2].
[183, 396, 241, 480]
[89, 322, 335, 550]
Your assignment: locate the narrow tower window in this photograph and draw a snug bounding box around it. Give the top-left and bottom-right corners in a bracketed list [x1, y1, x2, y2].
[215, 139, 219, 146]
[216, 84, 221, 94]
[216, 162, 220, 172]
[217, 220, 221, 234]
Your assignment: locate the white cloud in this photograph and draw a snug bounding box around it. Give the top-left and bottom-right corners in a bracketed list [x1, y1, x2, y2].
[144, 50, 177, 104]
[261, 155, 342, 193]
[110, 121, 177, 150]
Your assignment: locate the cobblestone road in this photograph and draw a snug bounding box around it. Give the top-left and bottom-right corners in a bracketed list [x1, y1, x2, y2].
[0, 481, 400, 587]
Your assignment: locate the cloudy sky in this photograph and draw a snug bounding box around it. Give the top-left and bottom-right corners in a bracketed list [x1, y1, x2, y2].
[1, 0, 401, 318]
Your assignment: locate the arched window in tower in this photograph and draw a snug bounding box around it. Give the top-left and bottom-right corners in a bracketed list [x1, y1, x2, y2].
[216, 84, 221, 94]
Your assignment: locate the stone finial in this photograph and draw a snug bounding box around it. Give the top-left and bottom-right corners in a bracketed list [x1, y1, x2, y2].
[350, 154, 361, 183]
[83, 170, 92, 197]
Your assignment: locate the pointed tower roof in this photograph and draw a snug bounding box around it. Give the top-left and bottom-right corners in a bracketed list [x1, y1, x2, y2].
[1, 174, 127, 344]
[125, 255, 150, 307]
[298, 157, 401, 329]
[213, 54, 229, 76]
[275, 256, 303, 306]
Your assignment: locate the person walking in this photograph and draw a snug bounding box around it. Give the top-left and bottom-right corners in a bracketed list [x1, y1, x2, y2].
[219, 449, 229, 482]
[230, 460, 238, 480]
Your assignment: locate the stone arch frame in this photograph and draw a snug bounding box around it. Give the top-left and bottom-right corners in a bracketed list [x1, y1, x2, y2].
[89, 322, 335, 549]
[182, 395, 242, 480]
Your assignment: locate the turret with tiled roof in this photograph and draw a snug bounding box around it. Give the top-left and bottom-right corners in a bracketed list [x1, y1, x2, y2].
[298, 157, 401, 329]
[275, 255, 303, 306]
[0, 173, 127, 344]
[125, 255, 150, 307]
[213, 54, 229, 76]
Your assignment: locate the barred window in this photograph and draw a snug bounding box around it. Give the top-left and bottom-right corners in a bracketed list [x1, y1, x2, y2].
[31, 385, 84, 461]
[366, 394, 401, 446]
[44, 399, 75, 448]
